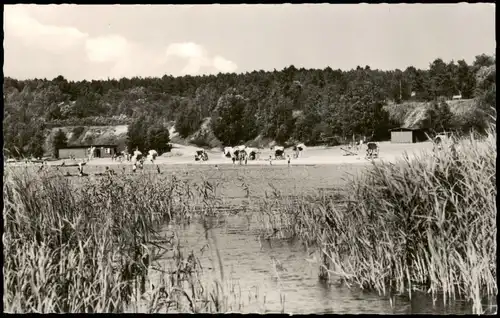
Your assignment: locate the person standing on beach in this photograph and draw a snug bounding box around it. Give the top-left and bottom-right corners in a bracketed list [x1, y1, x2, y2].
[77, 162, 87, 177]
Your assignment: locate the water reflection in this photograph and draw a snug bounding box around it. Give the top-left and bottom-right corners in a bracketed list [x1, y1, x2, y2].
[153, 214, 488, 314]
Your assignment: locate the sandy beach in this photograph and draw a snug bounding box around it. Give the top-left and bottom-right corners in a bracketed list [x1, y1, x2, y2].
[24, 141, 435, 168]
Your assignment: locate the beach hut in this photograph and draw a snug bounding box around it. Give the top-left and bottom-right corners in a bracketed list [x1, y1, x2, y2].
[389, 127, 427, 143]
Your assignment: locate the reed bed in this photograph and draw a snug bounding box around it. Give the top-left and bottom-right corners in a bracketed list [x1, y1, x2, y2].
[2, 168, 250, 313]
[258, 126, 497, 314]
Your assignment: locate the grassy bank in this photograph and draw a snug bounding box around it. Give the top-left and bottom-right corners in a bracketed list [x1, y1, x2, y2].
[260, 126, 497, 314]
[2, 169, 250, 313]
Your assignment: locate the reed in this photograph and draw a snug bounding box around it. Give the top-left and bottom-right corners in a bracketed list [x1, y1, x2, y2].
[257, 126, 496, 314]
[2, 168, 257, 313]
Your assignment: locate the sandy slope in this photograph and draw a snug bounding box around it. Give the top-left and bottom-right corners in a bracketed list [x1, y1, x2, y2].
[35, 141, 434, 167]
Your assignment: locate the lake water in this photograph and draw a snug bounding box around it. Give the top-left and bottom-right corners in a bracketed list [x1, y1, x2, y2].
[148, 213, 487, 315]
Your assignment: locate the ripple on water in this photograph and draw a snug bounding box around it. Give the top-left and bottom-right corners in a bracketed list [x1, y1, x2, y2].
[150, 215, 487, 314]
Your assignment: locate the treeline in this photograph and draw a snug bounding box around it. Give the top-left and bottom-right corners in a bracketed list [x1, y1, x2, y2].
[3, 54, 496, 157]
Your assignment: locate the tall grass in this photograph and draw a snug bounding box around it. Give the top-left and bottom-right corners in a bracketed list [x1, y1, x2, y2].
[258, 126, 496, 314]
[2, 168, 251, 313]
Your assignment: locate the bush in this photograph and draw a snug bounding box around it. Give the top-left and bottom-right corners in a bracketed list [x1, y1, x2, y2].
[190, 136, 212, 149]
[189, 129, 222, 149]
[175, 103, 202, 139]
[70, 126, 85, 142]
[52, 129, 68, 158]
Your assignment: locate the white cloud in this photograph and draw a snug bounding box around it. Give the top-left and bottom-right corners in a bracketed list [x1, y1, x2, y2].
[166, 42, 210, 75]
[165, 42, 238, 75]
[4, 5, 89, 52]
[213, 55, 238, 73]
[106, 44, 169, 79]
[165, 42, 206, 59]
[85, 35, 130, 63]
[4, 6, 238, 79]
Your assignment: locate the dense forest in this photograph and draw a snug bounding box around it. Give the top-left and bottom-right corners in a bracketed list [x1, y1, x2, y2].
[3, 53, 496, 158]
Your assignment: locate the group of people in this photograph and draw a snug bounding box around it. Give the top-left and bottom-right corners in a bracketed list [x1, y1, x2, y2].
[268, 154, 292, 166]
[111, 152, 129, 162]
[222, 144, 305, 166]
[231, 154, 248, 165]
[78, 147, 159, 174]
[346, 138, 366, 152]
[72, 163, 116, 177]
[130, 149, 159, 172]
[62, 143, 307, 176]
[194, 150, 209, 161]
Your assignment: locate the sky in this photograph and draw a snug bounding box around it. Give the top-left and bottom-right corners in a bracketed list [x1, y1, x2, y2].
[3, 4, 496, 81]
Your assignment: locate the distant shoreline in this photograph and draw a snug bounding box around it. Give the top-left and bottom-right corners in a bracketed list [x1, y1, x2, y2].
[6, 141, 432, 169]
